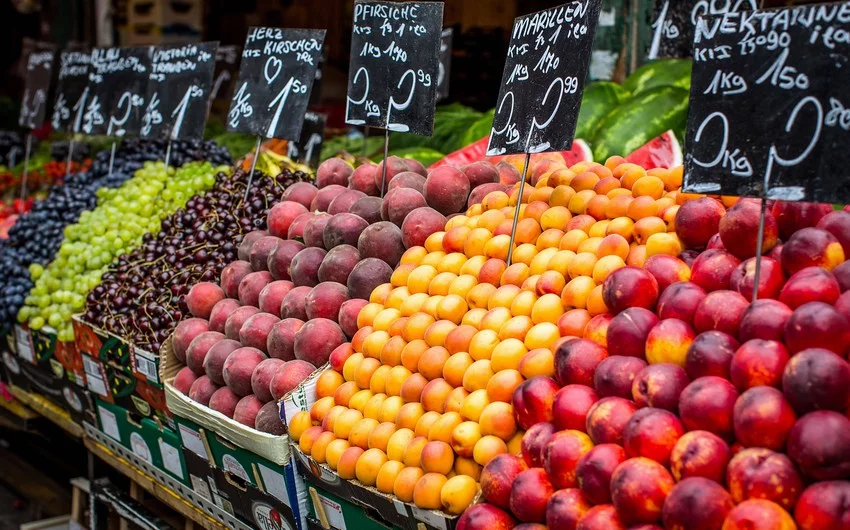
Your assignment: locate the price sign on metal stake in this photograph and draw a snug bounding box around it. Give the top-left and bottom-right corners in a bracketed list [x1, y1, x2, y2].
[143, 42, 218, 140]
[19, 42, 56, 130]
[210, 45, 241, 105]
[52, 50, 92, 134]
[227, 27, 326, 140]
[85, 47, 153, 137]
[345, 1, 444, 136]
[648, 0, 757, 59]
[488, 1, 602, 157]
[287, 111, 326, 168]
[683, 1, 850, 204]
[437, 28, 453, 101]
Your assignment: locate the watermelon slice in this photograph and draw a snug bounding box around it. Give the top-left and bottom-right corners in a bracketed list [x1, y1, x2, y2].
[0, 215, 18, 239]
[432, 137, 593, 168]
[624, 130, 682, 170]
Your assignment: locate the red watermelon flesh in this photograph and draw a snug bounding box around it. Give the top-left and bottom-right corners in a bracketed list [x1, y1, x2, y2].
[624, 130, 682, 170]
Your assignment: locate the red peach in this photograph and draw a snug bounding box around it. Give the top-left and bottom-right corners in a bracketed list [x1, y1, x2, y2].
[328, 189, 366, 215]
[280, 286, 311, 321]
[602, 267, 659, 313]
[576, 505, 625, 530]
[187, 282, 225, 319]
[221, 260, 254, 298]
[233, 395, 263, 428]
[251, 358, 285, 403]
[267, 240, 305, 281]
[784, 301, 850, 356]
[583, 313, 614, 350]
[631, 363, 690, 412]
[576, 443, 626, 505]
[464, 161, 500, 189]
[382, 187, 428, 227]
[661, 477, 734, 530]
[835, 261, 850, 292]
[521, 422, 556, 468]
[258, 280, 294, 318]
[645, 318, 695, 367]
[174, 366, 199, 395]
[287, 212, 314, 240]
[388, 171, 426, 194]
[401, 206, 448, 249]
[302, 212, 332, 249]
[348, 164, 380, 196]
[593, 356, 647, 400]
[480, 453, 527, 509]
[186, 331, 226, 375]
[555, 339, 608, 388]
[513, 376, 560, 429]
[610, 457, 675, 525]
[675, 197, 726, 249]
[794, 481, 850, 530]
[730, 256, 786, 300]
[425, 166, 471, 216]
[305, 282, 349, 321]
[349, 196, 384, 224]
[374, 156, 411, 194]
[293, 318, 346, 367]
[729, 339, 790, 391]
[606, 308, 658, 358]
[238, 271, 273, 307]
[290, 248, 327, 288]
[318, 244, 360, 285]
[772, 200, 834, 240]
[173, 318, 210, 363]
[249, 236, 283, 272]
[208, 386, 240, 417]
[719, 200, 778, 260]
[267, 201, 309, 239]
[678, 376, 738, 441]
[238, 231, 269, 262]
[222, 347, 267, 396]
[788, 411, 850, 480]
[656, 281, 706, 324]
[690, 249, 741, 293]
[238, 312, 279, 352]
[622, 407, 684, 465]
[347, 258, 393, 300]
[328, 342, 353, 372]
[311, 184, 347, 212]
[544, 430, 594, 489]
[269, 359, 316, 401]
[839, 291, 850, 322]
[338, 299, 368, 338]
[255, 401, 285, 435]
[510, 468, 555, 523]
[468, 183, 507, 208]
[316, 158, 354, 189]
[203, 338, 241, 385]
[738, 299, 792, 342]
[684, 331, 738, 381]
[722, 500, 796, 530]
[733, 386, 796, 450]
[324, 213, 369, 251]
[456, 504, 517, 530]
[643, 255, 692, 293]
[546, 488, 591, 530]
[678, 250, 700, 266]
[496, 162, 521, 186]
[782, 347, 850, 414]
[727, 448, 803, 509]
[818, 210, 850, 257]
[585, 397, 637, 446]
[551, 385, 599, 432]
[692, 290, 749, 336]
[707, 233, 725, 250]
[781, 227, 845, 274]
[669, 430, 731, 483]
[281, 181, 319, 208]
[358, 221, 405, 267]
[779, 266, 841, 309]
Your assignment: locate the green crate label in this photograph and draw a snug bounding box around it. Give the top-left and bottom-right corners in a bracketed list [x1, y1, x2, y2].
[32, 330, 55, 363]
[222, 454, 250, 482]
[130, 394, 151, 417]
[159, 440, 184, 480]
[98, 405, 121, 441]
[314, 494, 346, 530]
[258, 464, 288, 505]
[130, 432, 153, 464]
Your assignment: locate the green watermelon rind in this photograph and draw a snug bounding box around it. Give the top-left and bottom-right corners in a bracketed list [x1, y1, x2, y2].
[622, 59, 693, 96]
[576, 81, 631, 142]
[591, 86, 690, 163]
[461, 109, 496, 148]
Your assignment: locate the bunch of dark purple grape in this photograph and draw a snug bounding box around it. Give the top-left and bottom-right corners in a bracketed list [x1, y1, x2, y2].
[84, 168, 310, 353]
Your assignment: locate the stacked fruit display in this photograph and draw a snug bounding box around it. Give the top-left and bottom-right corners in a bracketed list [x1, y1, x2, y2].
[18, 160, 229, 341]
[167, 153, 502, 433]
[83, 167, 310, 353]
[282, 151, 850, 528]
[0, 139, 231, 332]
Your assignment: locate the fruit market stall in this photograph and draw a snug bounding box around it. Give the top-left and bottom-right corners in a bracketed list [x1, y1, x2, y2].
[2, 1, 850, 530]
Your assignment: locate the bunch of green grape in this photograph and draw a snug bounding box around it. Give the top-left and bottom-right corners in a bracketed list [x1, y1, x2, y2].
[18, 161, 229, 341]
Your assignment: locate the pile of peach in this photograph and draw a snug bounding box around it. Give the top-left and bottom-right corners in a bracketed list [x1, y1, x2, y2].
[460, 194, 850, 529]
[286, 155, 701, 516]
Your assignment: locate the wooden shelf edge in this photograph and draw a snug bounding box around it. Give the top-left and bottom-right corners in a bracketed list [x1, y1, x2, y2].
[84, 438, 227, 530]
[0, 392, 39, 421]
[7, 385, 83, 437]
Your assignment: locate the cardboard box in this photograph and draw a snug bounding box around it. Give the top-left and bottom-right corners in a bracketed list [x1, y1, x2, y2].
[2, 328, 32, 392]
[82, 352, 170, 426]
[72, 314, 162, 386]
[160, 334, 308, 530]
[93, 398, 189, 487]
[304, 486, 395, 530]
[30, 326, 85, 387]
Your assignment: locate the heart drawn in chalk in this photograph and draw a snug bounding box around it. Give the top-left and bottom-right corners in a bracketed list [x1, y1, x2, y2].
[264, 57, 283, 85]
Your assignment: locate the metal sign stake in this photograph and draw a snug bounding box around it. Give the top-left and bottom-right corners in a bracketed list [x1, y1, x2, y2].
[506, 152, 533, 266]
[107, 141, 117, 178]
[66, 137, 75, 178]
[380, 128, 390, 198]
[244, 135, 263, 201]
[18, 133, 33, 213]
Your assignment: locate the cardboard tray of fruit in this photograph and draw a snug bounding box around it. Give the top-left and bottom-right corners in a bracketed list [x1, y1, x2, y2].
[72, 314, 161, 386]
[159, 333, 291, 466]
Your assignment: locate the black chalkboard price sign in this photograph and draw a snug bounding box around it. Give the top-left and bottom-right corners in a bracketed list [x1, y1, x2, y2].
[287, 111, 326, 168]
[437, 28, 453, 101]
[345, 1, 444, 135]
[210, 45, 241, 104]
[84, 47, 153, 137]
[51, 50, 92, 133]
[648, 0, 757, 59]
[143, 42, 218, 140]
[227, 27, 326, 140]
[18, 42, 56, 130]
[487, 1, 602, 156]
[683, 2, 850, 204]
